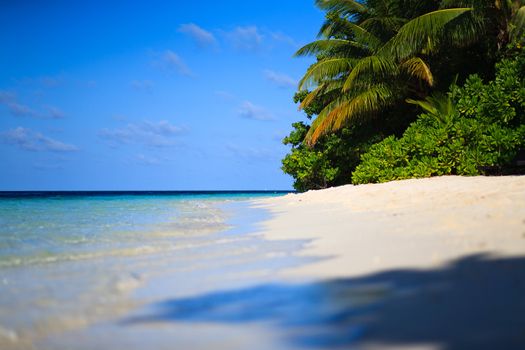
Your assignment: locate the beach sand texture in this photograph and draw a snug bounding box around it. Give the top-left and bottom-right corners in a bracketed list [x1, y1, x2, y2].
[255, 176, 525, 278]
[243, 176, 525, 349]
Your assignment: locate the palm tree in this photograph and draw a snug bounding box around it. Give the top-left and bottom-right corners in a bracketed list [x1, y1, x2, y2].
[297, 0, 472, 144]
[441, 0, 525, 49]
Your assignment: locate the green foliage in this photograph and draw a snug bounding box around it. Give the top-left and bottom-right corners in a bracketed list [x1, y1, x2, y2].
[453, 52, 525, 125]
[296, 0, 478, 144]
[352, 52, 525, 184]
[293, 91, 323, 119]
[282, 1, 525, 190]
[282, 122, 381, 191]
[283, 87, 415, 191]
[284, 85, 420, 191]
[281, 122, 338, 192]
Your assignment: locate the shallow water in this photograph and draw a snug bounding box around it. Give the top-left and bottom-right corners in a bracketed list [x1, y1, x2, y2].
[0, 192, 314, 349]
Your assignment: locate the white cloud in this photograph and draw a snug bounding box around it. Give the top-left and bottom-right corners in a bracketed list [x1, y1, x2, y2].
[0, 90, 66, 119]
[238, 101, 274, 121]
[5, 102, 39, 118]
[1, 127, 78, 152]
[46, 106, 66, 119]
[264, 70, 297, 88]
[179, 23, 217, 48]
[225, 26, 263, 52]
[0, 91, 37, 117]
[99, 120, 184, 148]
[155, 50, 192, 76]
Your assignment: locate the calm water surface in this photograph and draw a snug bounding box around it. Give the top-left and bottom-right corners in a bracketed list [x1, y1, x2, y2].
[0, 191, 317, 350]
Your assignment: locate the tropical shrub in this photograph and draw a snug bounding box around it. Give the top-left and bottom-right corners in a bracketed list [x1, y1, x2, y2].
[352, 51, 525, 184]
[282, 90, 410, 191]
[282, 121, 382, 191]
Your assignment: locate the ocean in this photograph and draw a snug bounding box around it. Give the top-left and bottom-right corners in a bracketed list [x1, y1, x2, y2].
[0, 191, 315, 350]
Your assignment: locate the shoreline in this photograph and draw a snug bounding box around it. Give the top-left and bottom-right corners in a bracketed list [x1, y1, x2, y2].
[113, 177, 525, 350]
[2, 178, 524, 349]
[0, 195, 307, 350]
[251, 175, 525, 279]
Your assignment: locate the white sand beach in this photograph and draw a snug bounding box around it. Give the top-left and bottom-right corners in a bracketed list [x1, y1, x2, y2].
[254, 176, 525, 279]
[247, 176, 525, 349]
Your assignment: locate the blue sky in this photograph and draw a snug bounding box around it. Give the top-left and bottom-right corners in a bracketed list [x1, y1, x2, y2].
[0, 1, 323, 190]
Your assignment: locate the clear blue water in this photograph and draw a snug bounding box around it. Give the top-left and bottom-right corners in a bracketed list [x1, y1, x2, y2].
[0, 191, 316, 349]
[0, 191, 290, 267]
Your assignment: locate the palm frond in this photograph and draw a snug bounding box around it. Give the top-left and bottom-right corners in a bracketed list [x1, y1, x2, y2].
[406, 92, 455, 122]
[342, 55, 398, 91]
[360, 16, 408, 36]
[315, 0, 367, 16]
[510, 5, 525, 43]
[299, 86, 326, 112]
[294, 39, 364, 57]
[305, 84, 395, 144]
[304, 96, 348, 145]
[380, 8, 472, 60]
[319, 19, 383, 50]
[299, 80, 344, 111]
[298, 58, 355, 90]
[401, 57, 434, 86]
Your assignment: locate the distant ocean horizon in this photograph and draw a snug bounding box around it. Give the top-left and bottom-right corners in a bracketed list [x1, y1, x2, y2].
[0, 190, 294, 197]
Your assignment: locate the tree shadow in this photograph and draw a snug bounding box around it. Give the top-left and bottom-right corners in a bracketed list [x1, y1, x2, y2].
[122, 254, 525, 349]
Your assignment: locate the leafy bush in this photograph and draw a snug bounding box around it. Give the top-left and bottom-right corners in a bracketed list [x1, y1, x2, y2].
[282, 122, 381, 191]
[283, 88, 421, 191]
[352, 52, 525, 184]
[282, 90, 391, 191]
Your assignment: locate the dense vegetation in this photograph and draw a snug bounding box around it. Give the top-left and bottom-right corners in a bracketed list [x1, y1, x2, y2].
[353, 52, 525, 183]
[282, 0, 525, 190]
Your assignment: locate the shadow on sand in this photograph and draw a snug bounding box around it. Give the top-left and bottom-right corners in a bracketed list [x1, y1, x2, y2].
[123, 254, 525, 349]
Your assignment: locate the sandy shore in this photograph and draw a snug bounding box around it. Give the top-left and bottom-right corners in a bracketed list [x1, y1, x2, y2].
[250, 176, 525, 348]
[2, 177, 523, 350]
[254, 176, 525, 279]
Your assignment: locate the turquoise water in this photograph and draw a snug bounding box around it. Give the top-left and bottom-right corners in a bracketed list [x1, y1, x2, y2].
[0, 192, 314, 350]
[0, 192, 288, 267]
